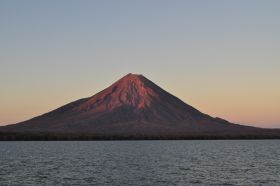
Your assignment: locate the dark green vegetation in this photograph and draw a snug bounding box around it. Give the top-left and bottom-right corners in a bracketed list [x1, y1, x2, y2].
[1, 132, 280, 141]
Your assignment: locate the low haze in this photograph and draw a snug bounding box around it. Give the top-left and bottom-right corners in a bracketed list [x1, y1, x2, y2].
[0, 0, 279, 128]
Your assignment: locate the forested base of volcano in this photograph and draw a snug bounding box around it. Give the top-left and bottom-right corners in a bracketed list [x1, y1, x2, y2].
[1, 131, 280, 141]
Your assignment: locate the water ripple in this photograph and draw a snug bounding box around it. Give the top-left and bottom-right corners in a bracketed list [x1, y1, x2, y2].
[0, 140, 280, 185]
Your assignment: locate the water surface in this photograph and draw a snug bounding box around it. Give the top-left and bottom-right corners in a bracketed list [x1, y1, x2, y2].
[0, 140, 279, 185]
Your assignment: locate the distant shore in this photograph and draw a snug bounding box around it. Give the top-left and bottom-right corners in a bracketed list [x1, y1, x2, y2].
[1, 132, 280, 141]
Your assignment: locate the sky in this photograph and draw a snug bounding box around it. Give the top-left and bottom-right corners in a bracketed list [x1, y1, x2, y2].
[0, 0, 279, 128]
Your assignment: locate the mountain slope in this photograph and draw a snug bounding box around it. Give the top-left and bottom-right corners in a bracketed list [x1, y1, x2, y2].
[2, 73, 279, 137]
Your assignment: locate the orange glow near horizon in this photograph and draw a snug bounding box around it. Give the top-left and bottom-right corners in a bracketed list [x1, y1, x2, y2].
[1, 73, 279, 128]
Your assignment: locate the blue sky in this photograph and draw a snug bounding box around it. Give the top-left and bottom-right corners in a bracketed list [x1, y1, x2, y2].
[0, 0, 279, 127]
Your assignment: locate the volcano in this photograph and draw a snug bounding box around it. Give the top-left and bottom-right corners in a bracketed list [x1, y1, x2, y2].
[1, 73, 279, 140]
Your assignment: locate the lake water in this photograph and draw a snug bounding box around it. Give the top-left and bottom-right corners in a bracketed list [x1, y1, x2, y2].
[0, 140, 279, 185]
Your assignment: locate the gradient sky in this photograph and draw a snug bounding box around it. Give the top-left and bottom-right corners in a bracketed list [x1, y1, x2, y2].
[0, 0, 279, 128]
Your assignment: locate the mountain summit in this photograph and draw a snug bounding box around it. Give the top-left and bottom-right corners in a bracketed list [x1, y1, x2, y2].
[2, 73, 279, 138]
[77, 73, 204, 123]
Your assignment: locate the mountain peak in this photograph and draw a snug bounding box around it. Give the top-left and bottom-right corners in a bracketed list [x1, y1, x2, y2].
[89, 73, 157, 110]
[119, 73, 144, 82]
[125, 73, 143, 77]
